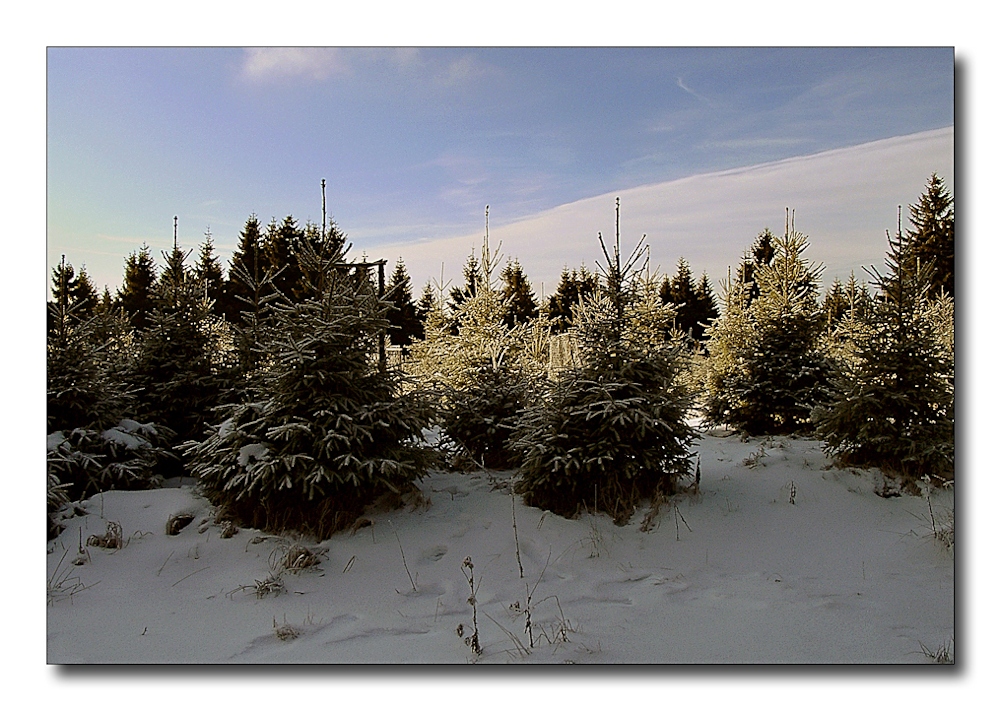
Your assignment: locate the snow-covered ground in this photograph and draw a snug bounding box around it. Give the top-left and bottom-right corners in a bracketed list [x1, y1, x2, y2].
[46, 429, 953, 665]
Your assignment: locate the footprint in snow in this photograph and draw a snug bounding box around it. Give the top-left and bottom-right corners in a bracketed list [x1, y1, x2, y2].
[419, 544, 448, 563]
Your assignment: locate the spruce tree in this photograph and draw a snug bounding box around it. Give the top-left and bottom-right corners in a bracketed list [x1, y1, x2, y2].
[119, 244, 158, 330]
[512, 199, 694, 523]
[500, 259, 539, 328]
[701, 273, 756, 427]
[691, 272, 720, 343]
[736, 228, 776, 306]
[47, 287, 169, 529]
[386, 258, 423, 347]
[186, 233, 434, 538]
[223, 215, 269, 323]
[414, 281, 437, 336]
[703, 217, 830, 435]
[70, 265, 99, 320]
[813, 225, 954, 482]
[49, 257, 111, 339]
[131, 243, 223, 460]
[547, 265, 599, 333]
[449, 252, 482, 318]
[821, 278, 848, 333]
[660, 258, 717, 342]
[905, 173, 954, 298]
[195, 228, 226, 316]
[409, 235, 544, 469]
[264, 215, 306, 300]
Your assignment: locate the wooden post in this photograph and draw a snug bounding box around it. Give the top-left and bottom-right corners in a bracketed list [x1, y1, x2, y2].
[378, 259, 386, 372]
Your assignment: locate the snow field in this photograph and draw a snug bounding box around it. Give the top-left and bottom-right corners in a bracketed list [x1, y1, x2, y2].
[46, 432, 954, 664]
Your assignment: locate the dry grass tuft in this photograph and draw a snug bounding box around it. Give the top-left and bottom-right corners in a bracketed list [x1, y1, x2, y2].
[166, 512, 195, 536]
[273, 616, 300, 641]
[272, 543, 324, 573]
[87, 520, 123, 549]
[919, 638, 954, 664]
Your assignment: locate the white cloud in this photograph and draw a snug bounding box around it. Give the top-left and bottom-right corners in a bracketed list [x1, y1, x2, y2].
[677, 76, 712, 104]
[240, 48, 350, 83]
[369, 128, 954, 298]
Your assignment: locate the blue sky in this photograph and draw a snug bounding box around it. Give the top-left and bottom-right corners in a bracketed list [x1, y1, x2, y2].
[47, 46, 954, 294]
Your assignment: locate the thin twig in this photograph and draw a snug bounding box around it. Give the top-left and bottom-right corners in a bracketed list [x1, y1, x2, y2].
[389, 520, 417, 592]
[171, 566, 210, 587]
[511, 482, 524, 579]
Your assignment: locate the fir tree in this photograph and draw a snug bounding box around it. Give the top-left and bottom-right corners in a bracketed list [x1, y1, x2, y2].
[119, 244, 158, 330]
[131, 244, 223, 461]
[512, 199, 695, 523]
[195, 228, 226, 316]
[49, 256, 97, 332]
[691, 272, 720, 342]
[660, 258, 717, 342]
[813, 225, 954, 482]
[821, 277, 848, 332]
[223, 215, 269, 323]
[905, 173, 954, 298]
[264, 215, 306, 300]
[47, 291, 169, 530]
[736, 228, 776, 306]
[703, 216, 831, 435]
[449, 252, 482, 319]
[500, 259, 539, 328]
[414, 281, 437, 336]
[186, 233, 434, 538]
[547, 265, 599, 333]
[409, 234, 544, 469]
[71, 265, 99, 320]
[386, 258, 423, 347]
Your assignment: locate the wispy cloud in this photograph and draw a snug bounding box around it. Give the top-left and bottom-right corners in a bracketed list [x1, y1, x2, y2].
[435, 53, 501, 87]
[240, 48, 351, 83]
[677, 77, 712, 104]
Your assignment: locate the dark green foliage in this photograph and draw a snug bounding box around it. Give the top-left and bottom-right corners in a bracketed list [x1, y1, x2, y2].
[905, 173, 954, 298]
[547, 265, 599, 333]
[512, 201, 694, 523]
[386, 258, 423, 347]
[47, 421, 173, 506]
[131, 245, 224, 458]
[414, 282, 436, 336]
[512, 284, 694, 524]
[410, 278, 544, 470]
[47, 296, 171, 534]
[703, 221, 831, 435]
[500, 260, 539, 328]
[47, 298, 129, 435]
[660, 258, 719, 342]
[223, 215, 269, 323]
[195, 228, 226, 317]
[440, 360, 533, 469]
[264, 215, 305, 300]
[822, 273, 871, 334]
[813, 227, 954, 482]
[49, 257, 98, 332]
[118, 244, 158, 330]
[449, 253, 482, 317]
[186, 236, 435, 538]
[736, 228, 776, 306]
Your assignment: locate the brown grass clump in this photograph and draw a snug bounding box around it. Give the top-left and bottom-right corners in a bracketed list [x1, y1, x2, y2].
[166, 512, 195, 535]
[87, 521, 123, 549]
[277, 544, 323, 573]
